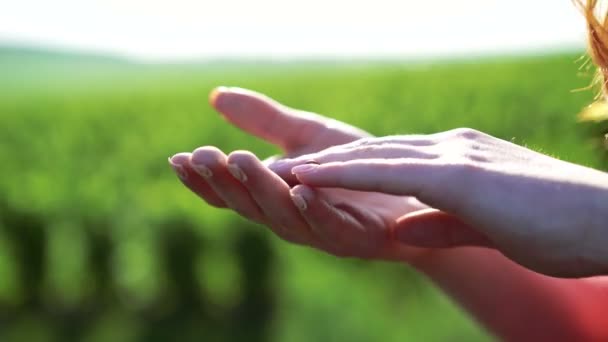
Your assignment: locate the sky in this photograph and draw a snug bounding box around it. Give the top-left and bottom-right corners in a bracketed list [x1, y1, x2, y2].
[0, 0, 592, 61]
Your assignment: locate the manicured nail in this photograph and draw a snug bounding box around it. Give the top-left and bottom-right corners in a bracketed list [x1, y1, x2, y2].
[168, 157, 188, 180]
[291, 164, 318, 175]
[291, 194, 307, 211]
[227, 163, 247, 182]
[191, 163, 213, 179]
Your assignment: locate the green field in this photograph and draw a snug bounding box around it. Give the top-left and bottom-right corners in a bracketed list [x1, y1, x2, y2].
[0, 47, 605, 341]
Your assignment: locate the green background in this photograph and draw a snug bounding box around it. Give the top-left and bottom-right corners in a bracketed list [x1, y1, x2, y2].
[0, 47, 606, 341]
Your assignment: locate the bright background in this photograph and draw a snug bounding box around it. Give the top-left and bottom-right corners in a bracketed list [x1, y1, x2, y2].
[0, 0, 588, 60]
[1, 1, 607, 342]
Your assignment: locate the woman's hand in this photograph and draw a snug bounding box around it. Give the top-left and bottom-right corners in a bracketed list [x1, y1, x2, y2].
[271, 129, 608, 277]
[169, 87, 442, 261]
[167, 88, 608, 341]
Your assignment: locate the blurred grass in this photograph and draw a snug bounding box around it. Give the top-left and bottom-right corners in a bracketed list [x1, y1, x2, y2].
[0, 47, 605, 341]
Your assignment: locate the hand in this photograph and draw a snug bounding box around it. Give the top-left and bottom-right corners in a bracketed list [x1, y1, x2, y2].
[271, 128, 608, 277]
[169, 87, 440, 260]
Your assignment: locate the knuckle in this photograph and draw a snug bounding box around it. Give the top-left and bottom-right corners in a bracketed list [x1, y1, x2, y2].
[449, 127, 482, 140]
[458, 141, 489, 163]
[463, 151, 489, 163]
[440, 138, 488, 163]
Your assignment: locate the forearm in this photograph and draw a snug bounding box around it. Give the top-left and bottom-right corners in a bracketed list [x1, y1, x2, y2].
[412, 247, 608, 341]
[577, 175, 608, 274]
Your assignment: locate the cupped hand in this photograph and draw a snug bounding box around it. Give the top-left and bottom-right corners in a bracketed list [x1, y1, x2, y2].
[272, 128, 608, 277]
[169, 87, 446, 261]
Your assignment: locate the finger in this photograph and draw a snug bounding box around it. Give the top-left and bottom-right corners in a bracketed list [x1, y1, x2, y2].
[168, 153, 226, 208]
[263, 155, 302, 188]
[393, 209, 494, 248]
[209, 87, 324, 151]
[290, 159, 438, 198]
[209, 87, 368, 151]
[226, 150, 316, 245]
[289, 185, 385, 257]
[189, 146, 266, 223]
[269, 143, 437, 176]
[267, 159, 301, 186]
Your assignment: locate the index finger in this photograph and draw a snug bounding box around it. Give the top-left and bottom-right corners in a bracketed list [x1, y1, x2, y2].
[290, 159, 460, 212]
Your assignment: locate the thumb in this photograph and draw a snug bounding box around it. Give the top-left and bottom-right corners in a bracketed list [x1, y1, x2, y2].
[393, 209, 495, 249]
[209, 87, 326, 151]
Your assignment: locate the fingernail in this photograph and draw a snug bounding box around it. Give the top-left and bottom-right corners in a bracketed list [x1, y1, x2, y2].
[191, 163, 213, 179]
[291, 164, 318, 175]
[209, 86, 228, 105]
[291, 194, 307, 211]
[227, 163, 247, 182]
[168, 157, 188, 180]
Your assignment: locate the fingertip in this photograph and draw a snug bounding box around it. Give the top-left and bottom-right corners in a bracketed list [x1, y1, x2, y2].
[291, 167, 322, 186]
[226, 149, 259, 166]
[190, 146, 225, 167]
[227, 151, 277, 184]
[291, 165, 322, 186]
[169, 152, 192, 165]
[292, 162, 320, 173]
[168, 152, 192, 182]
[209, 86, 229, 106]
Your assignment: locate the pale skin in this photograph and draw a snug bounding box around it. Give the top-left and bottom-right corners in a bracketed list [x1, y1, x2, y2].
[169, 87, 608, 340]
[273, 126, 608, 278]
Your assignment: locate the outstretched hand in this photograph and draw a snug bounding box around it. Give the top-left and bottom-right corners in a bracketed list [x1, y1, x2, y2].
[169, 87, 458, 261]
[271, 129, 608, 277]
